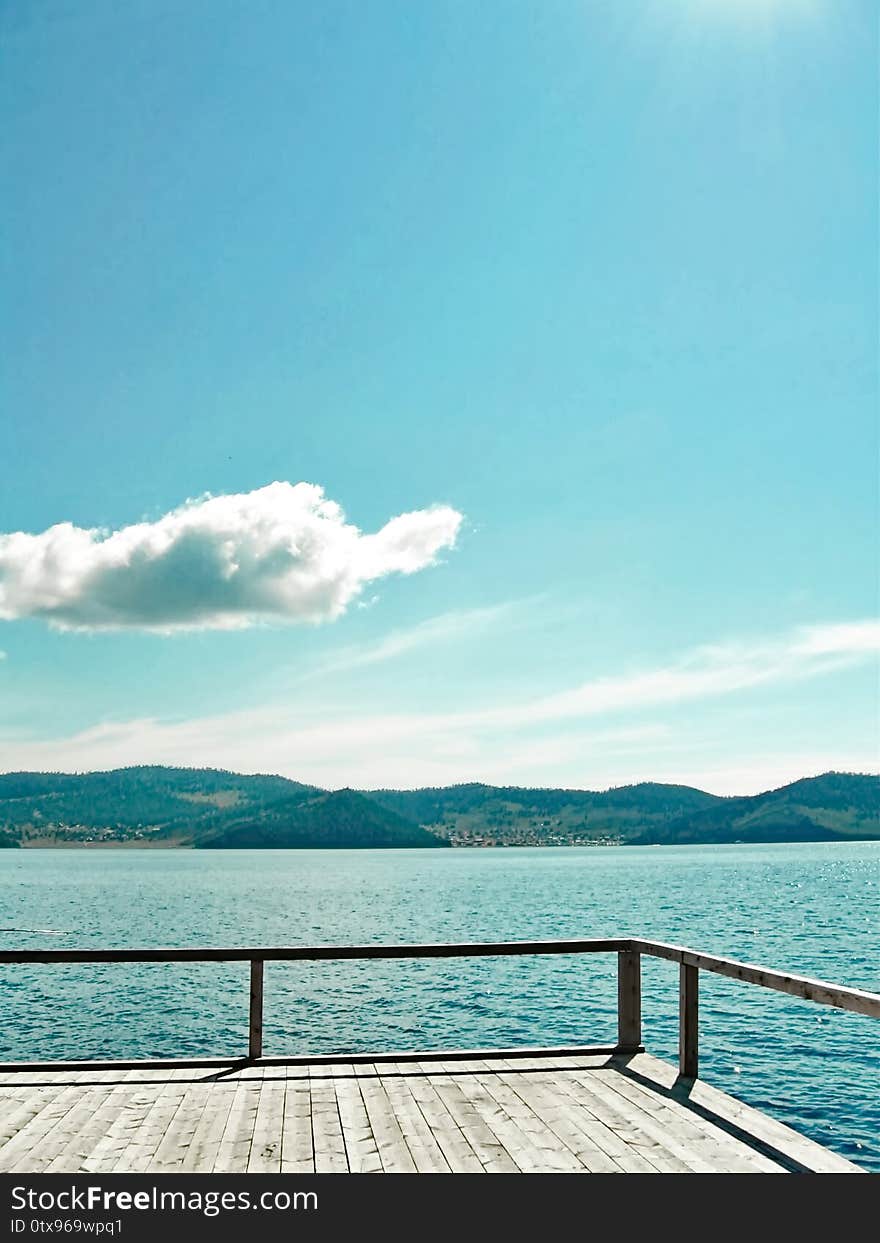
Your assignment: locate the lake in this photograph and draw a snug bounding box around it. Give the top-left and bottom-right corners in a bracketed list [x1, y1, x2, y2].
[1, 842, 877, 1169]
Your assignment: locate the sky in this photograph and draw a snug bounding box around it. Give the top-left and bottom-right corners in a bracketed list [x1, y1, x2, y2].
[1, 0, 877, 794]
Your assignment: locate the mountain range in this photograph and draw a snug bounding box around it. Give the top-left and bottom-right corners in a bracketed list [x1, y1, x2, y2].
[0, 766, 876, 848]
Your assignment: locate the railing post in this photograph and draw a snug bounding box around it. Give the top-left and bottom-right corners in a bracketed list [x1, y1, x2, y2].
[679, 962, 698, 1078]
[249, 958, 264, 1060]
[617, 950, 641, 1051]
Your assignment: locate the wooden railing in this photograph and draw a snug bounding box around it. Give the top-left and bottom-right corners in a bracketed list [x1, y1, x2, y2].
[1, 938, 878, 1077]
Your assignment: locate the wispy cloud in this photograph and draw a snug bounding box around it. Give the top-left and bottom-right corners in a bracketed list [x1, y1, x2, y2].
[300, 599, 536, 680]
[475, 619, 880, 729]
[1, 618, 875, 792]
[0, 482, 463, 633]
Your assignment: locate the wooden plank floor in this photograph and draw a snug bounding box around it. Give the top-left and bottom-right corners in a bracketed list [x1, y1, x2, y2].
[0, 1052, 862, 1174]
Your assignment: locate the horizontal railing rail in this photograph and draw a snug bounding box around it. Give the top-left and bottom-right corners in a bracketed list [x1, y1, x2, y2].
[629, 939, 880, 1018]
[1, 937, 877, 1075]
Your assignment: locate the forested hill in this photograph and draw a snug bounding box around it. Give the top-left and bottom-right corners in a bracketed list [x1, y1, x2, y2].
[368, 772, 879, 845]
[0, 766, 876, 847]
[624, 772, 880, 845]
[195, 788, 447, 849]
[0, 767, 317, 844]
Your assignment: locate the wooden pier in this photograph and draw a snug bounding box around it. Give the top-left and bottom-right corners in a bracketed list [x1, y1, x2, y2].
[0, 937, 877, 1174]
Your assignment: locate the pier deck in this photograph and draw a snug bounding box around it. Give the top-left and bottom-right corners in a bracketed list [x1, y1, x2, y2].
[3, 937, 875, 1175]
[0, 1050, 861, 1174]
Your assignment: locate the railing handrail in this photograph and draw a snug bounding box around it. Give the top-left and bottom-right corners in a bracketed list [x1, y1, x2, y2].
[2, 935, 877, 1018]
[0, 937, 627, 965]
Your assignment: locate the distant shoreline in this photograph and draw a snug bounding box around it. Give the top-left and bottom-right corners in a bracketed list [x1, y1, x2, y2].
[9, 837, 880, 851]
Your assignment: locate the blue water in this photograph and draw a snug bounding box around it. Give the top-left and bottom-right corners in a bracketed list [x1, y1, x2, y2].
[1, 843, 877, 1169]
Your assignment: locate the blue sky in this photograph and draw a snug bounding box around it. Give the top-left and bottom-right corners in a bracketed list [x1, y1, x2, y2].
[1, 0, 877, 792]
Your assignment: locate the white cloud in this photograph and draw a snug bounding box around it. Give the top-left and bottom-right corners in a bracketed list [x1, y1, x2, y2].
[792, 619, 880, 657]
[1, 617, 876, 792]
[0, 483, 463, 633]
